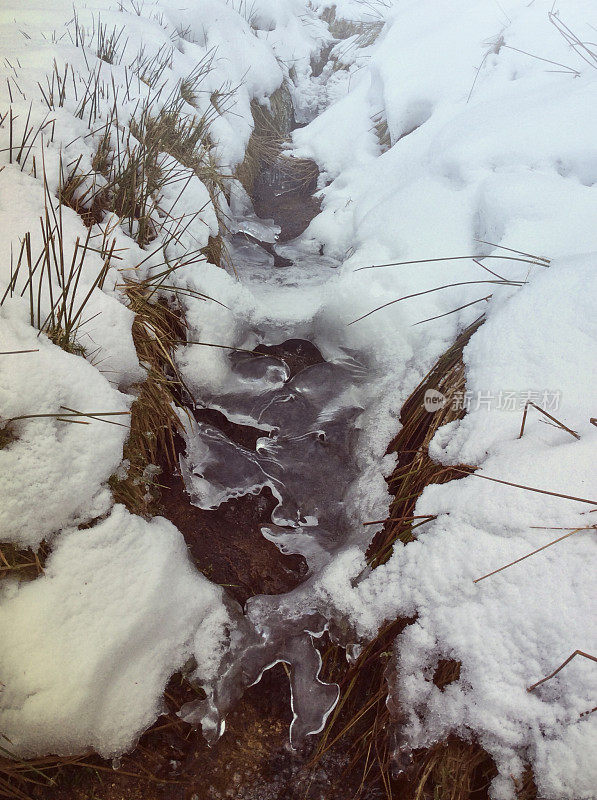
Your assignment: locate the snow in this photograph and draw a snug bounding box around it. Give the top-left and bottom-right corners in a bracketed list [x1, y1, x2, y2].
[0, 0, 596, 797]
[288, 2, 597, 794]
[0, 505, 229, 757]
[0, 303, 132, 546]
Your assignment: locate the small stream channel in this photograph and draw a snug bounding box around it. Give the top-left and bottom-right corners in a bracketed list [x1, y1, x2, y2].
[166, 113, 378, 750]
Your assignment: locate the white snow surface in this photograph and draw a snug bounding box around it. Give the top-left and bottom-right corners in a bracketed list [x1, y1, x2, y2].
[0, 505, 229, 757]
[0, 0, 596, 797]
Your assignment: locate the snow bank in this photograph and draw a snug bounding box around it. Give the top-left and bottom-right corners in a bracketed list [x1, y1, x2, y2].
[0, 505, 229, 757]
[0, 304, 131, 546]
[286, 2, 597, 796]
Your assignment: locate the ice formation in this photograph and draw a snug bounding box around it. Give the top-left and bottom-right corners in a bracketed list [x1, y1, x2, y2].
[180, 348, 365, 566]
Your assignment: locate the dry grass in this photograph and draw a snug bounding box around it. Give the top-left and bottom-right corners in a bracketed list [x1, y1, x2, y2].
[201, 233, 225, 267]
[2, 173, 116, 357]
[109, 285, 189, 516]
[235, 85, 317, 198]
[410, 738, 497, 800]
[320, 5, 384, 52]
[372, 111, 391, 153]
[370, 316, 484, 566]
[0, 543, 46, 583]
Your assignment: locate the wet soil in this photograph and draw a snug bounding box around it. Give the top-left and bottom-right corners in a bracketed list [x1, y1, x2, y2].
[158, 338, 327, 606]
[38, 665, 375, 800]
[159, 467, 306, 606]
[252, 163, 321, 243]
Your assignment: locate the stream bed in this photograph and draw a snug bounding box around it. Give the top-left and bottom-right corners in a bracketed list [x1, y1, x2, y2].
[168, 158, 377, 751]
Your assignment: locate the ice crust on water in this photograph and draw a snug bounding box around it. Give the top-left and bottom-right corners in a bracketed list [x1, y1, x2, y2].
[181, 607, 339, 748]
[178, 344, 369, 745]
[180, 352, 364, 557]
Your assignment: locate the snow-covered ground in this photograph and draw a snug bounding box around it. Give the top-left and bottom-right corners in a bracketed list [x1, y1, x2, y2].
[0, 1, 595, 798]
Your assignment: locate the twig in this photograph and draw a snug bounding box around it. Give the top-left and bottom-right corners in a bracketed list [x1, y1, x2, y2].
[452, 467, 597, 506]
[349, 280, 523, 325]
[363, 514, 436, 526]
[412, 295, 491, 326]
[0, 349, 39, 355]
[519, 401, 580, 440]
[527, 650, 597, 692]
[172, 340, 261, 356]
[353, 254, 549, 273]
[473, 526, 592, 583]
[473, 239, 550, 263]
[7, 411, 130, 423]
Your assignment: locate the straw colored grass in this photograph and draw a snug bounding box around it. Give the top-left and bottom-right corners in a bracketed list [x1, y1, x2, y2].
[370, 316, 484, 567]
[0, 543, 46, 583]
[109, 285, 188, 516]
[235, 85, 317, 198]
[410, 738, 497, 800]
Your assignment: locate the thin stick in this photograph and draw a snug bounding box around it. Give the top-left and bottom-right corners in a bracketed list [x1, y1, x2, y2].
[519, 401, 580, 440]
[349, 280, 522, 325]
[7, 411, 130, 423]
[579, 705, 597, 719]
[472, 258, 507, 281]
[501, 44, 580, 76]
[474, 527, 590, 583]
[353, 254, 549, 273]
[363, 514, 436, 527]
[173, 340, 261, 356]
[0, 349, 39, 355]
[527, 650, 597, 692]
[531, 525, 597, 530]
[452, 468, 597, 506]
[59, 405, 130, 428]
[412, 295, 491, 326]
[474, 239, 550, 263]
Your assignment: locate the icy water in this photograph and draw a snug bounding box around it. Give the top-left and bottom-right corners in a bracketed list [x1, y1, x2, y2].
[176, 169, 371, 747]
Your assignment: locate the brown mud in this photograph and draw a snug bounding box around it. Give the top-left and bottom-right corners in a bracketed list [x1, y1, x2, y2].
[252, 161, 321, 243]
[157, 336, 327, 606]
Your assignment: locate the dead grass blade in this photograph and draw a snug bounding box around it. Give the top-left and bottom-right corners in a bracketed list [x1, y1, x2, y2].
[518, 400, 580, 440]
[528, 649, 597, 692]
[473, 526, 594, 583]
[451, 468, 597, 506]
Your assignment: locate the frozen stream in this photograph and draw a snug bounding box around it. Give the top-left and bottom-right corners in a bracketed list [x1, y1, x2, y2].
[176, 180, 372, 747]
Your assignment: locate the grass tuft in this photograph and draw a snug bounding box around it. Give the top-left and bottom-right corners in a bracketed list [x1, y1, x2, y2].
[236, 85, 318, 199]
[1, 168, 116, 356]
[109, 284, 189, 516]
[0, 543, 47, 583]
[409, 738, 497, 800]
